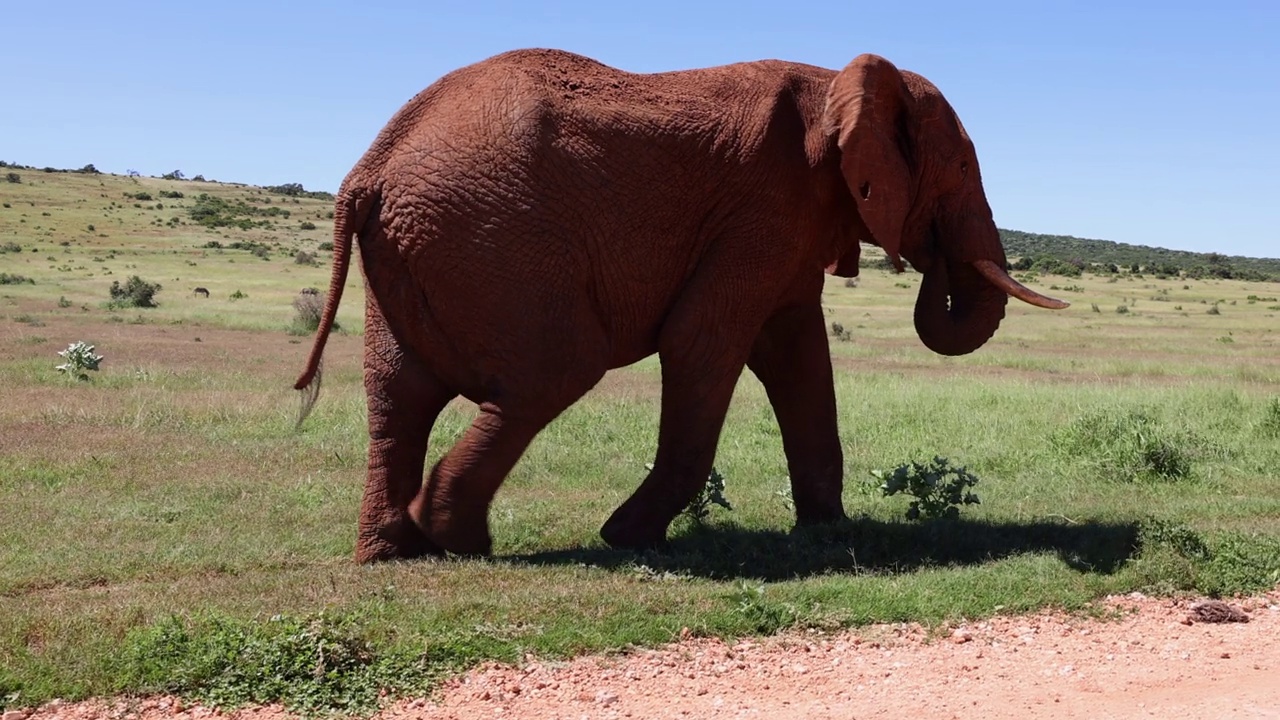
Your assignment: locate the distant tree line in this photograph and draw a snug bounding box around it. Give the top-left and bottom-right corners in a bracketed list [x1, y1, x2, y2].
[1000, 229, 1279, 282]
[264, 182, 335, 201]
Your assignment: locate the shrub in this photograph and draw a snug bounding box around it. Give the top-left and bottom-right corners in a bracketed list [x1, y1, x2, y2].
[0, 273, 34, 285]
[0, 241, 21, 253]
[299, 221, 317, 231]
[109, 275, 162, 308]
[829, 322, 851, 342]
[289, 290, 326, 335]
[55, 341, 104, 381]
[4, 172, 20, 183]
[229, 290, 247, 300]
[294, 250, 316, 266]
[873, 457, 980, 521]
[317, 241, 334, 251]
[1206, 304, 1221, 315]
[159, 190, 184, 199]
[1115, 305, 1129, 314]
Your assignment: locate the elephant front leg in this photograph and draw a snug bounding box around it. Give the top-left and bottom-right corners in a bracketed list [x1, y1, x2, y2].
[600, 305, 753, 549]
[359, 343, 454, 564]
[747, 304, 847, 526]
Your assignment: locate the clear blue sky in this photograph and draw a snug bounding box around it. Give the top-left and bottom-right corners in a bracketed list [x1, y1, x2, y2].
[4, 1, 1277, 258]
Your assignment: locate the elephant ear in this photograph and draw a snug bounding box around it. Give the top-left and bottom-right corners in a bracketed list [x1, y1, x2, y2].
[824, 54, 912, 272]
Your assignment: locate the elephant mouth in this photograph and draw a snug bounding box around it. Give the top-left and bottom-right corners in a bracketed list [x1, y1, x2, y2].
[914, 260, 1068, 356]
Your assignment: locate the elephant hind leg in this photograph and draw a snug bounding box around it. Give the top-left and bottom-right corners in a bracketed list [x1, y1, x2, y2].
[410, 403, 557, 556]
[358, 333, 457, 564]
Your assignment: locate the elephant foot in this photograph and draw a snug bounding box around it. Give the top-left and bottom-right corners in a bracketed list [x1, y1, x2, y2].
[599, 503, 672, 551]
[409, 494, 494, 557]
[355, 516, 442, 564]
[794, 504, 849, 527]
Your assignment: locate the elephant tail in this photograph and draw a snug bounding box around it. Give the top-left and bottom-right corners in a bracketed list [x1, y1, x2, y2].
[292, 186, 375, 428]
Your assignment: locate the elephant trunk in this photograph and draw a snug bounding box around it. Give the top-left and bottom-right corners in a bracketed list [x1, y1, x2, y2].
[913, 258, 1069, 356]
[913, 259, 1007, 356]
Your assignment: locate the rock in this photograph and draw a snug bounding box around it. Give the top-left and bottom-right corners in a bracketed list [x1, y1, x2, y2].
[951, 629, 973, 644]
[1189, 600, 1250, 624]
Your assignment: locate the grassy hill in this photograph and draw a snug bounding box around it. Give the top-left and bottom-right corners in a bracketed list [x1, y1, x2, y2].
[0, 162, 364, 332]
[999, 228, 1280, 282]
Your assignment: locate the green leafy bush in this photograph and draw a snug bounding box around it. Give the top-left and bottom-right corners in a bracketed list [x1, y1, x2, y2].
[873, 456, 980, 521]
[109, 275, 162, 308]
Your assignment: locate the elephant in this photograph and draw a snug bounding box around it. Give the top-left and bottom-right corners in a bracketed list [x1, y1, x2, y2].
[293, 48, 1067, 563]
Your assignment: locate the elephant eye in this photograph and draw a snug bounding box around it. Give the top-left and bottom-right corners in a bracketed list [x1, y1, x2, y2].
[959, 161, 969, 179]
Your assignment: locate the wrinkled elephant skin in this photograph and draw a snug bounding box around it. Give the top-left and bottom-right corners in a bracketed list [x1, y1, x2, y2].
[293, 48, 1067, 563]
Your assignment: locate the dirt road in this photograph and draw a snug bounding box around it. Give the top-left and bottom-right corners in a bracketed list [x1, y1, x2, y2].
[14, 587, 1279, 720]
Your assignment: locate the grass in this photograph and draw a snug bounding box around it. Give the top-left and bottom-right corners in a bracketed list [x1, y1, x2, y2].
[2, 170, 1280, 715]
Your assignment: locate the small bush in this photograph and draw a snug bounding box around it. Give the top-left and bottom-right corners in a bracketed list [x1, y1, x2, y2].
[1115, 305, 1129, 314]
[1206, 304, 1221, 315]
[294, 250, 316, 266]
[0, 273, 35, 285]
[109, 275, 162, 308]
[4, 172, 19, 183]
[288, 291, 331, 335]
[299, 221, 317, 231]
[229, 290, 247, 301]
[0, 241, 22, 253]
[317, 241, 334, 251]
[873, 457, 980, 521]
[829, 322, 851, 342]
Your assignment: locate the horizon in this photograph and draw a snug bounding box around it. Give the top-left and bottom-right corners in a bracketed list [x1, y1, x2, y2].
[3, 1, 1276, 258]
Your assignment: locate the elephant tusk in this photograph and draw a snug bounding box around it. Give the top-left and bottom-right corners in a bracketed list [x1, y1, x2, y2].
[972, 259, 1070, 310]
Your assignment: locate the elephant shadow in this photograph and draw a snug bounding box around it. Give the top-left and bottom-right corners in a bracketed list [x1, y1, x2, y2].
[509, 516, 1140, 581]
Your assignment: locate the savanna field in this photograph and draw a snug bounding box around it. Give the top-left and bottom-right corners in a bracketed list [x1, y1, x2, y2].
[1, 168, 1278, 715]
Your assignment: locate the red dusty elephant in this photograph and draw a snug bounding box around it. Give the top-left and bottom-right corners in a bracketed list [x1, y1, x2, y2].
[293, 48, 1067, 563]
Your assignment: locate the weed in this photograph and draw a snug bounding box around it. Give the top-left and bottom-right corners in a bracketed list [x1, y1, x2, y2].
[873, 457, 980, 521]
[679, 466, 733, 525]
[229, 290, 247, 301]
[57, 296, 72, 308]
[731, 581, 798, 634]
[1206, 304, 1221, 315]
[829, 322, 851, 342]
[1115, 305, 1129, 314]
[55, 341, 104, 381]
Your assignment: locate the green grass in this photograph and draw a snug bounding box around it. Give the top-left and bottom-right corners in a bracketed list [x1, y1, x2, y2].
[2, 170, 1279, 716]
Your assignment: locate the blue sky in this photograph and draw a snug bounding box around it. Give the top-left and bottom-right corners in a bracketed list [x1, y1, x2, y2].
[4, 1, 1277, 257]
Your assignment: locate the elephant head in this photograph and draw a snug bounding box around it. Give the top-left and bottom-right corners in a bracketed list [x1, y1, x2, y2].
[824, 54, 1067, 356]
